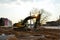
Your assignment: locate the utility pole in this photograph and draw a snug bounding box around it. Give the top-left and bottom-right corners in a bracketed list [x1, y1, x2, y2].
[30, 12, 31, 28]
[59, 15, 60, 19]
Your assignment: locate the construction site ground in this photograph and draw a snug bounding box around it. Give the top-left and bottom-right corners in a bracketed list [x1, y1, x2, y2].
[0, 27, 60, 40]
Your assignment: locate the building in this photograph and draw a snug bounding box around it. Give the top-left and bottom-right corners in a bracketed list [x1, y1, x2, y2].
[46, 21, 59, 26]
[0, 18, 12, 27]
[44, 16, 60, 26]
[40, 16, 60, 26]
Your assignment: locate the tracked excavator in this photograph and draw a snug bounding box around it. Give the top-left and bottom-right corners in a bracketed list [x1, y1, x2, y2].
[13, 14, 41, 31]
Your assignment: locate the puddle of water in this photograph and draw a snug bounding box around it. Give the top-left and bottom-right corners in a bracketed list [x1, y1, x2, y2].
[41, 26, 60, 29]
[0, 34, 15, 40]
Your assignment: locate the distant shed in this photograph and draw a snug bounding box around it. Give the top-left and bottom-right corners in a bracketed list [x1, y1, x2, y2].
[0, 18, 12, 27]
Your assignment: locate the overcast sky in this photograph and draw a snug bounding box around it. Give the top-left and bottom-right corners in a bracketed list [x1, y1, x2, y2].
[0, 0, 60, 23]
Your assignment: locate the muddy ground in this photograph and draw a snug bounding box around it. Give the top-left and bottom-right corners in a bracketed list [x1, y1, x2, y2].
[0, 27, 60, 40]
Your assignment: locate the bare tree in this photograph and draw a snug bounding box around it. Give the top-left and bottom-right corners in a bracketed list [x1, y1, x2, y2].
[31, 9, 51, 25]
